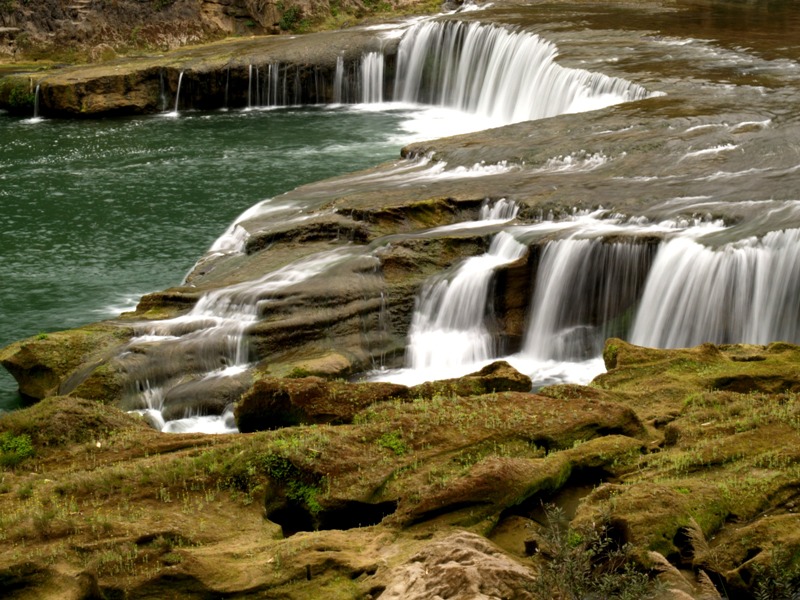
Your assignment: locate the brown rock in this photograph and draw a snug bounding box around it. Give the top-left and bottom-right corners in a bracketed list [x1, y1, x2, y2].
[378, 531, 536, 600]
[235, 376, 408, 431]
[409, 360, 532, 398]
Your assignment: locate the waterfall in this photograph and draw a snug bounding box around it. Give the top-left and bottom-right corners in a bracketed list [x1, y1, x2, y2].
[361, 52, 385, 103]
[405, 231, 527, 372]
[333, 55, 345, 104]
[393, 20, 651, 124]
[248, 64, 254, 108]
[159, 71, 168, 111]
[225, 20, 650, 113]
[33, 84, 40, 119]
[224, 66, 230, 110]
[173, 71, 185, 114]
[522, 239, 656, 361]
[630, 228, 800, 348]
[480, 198, 518, 221]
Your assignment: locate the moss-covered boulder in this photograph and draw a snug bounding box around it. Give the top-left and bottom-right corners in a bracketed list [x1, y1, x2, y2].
[0, 324, 133, 401]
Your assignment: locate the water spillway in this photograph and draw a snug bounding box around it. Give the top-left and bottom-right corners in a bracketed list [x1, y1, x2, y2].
[226, 19, 650, 121]
[393, 20, 650, 123]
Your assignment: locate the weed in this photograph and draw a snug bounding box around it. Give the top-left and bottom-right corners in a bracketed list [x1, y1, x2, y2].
[286, 366, 312, 378]
[0, 431, 34, 468]
[753, 546, 800, 600]
[378, 431, 408, 456]
[528, 504, 657, 599]
[277, 2, 303, 31]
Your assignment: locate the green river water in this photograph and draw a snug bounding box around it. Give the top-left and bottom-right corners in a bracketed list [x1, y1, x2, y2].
[0, 106, 410, 410]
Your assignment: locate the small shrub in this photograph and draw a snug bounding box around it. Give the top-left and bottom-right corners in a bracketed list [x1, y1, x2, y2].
[753, 547, 800, 600]
[286, 366, 311, 378]
[278, 4, 302, 31]
[0, 432, 35, 468]
[378, 431, 408, 456]
[528, 504, 656, 600]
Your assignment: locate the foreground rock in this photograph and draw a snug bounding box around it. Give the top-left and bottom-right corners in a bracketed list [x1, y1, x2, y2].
[3, 341, 800, 597]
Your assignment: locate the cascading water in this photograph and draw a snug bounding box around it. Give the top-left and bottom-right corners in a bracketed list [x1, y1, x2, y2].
[33, 84, 40, 119]
[171, 71, 185, 115]
[521, 238, 656, 361]
[226, 19, 648, 119]
[248, 64, 254, 108]
[404, 230, 527, 376]
[127, 249, 350, 431]
[159, 71, 168, 111]
[382, 201, 524, 384]
[630, 228, 800, 348]
[361, 52, 385, 103]
[111, 17, 663, 426]
[333, 56, 345, 104]
[393, 20, 651, 124]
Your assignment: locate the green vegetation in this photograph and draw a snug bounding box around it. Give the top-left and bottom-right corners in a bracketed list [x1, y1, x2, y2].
[0, 432, 34, 468]
[529, 505, 656, 599]
[377, 430, 408, 456]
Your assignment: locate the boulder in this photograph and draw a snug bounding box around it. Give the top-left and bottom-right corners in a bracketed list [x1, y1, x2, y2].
[409, 360, 532, 398]
[378, 532, 537, 600]
[0, 324, 133, 401]
[235, 377, 408, 431]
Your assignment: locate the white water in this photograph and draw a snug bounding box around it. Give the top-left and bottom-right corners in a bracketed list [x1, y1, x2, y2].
[241, 19, 650, 132]
[162, 71, 185, 117]
[248, 64, 254, 108]
[175, 71, 184, 113]
[120, 17, 689, 429]
[375, 215, 755, 388]
[333, 56, 345, 104]
[396, 230, 528, 383]
[393, 20, 651, 126]
[521, 239, 654, 361]
[33, 84, 40, 119]
[361, 52, 385, 104]
[127, 249, 351, 431]
[630, 228, 800, 348]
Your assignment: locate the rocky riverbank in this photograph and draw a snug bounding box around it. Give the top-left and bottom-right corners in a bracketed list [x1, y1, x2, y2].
[3, 341, 800, 597]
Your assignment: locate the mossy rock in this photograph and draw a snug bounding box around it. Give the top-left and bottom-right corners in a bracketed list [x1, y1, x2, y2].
[0, 324, 133, 401]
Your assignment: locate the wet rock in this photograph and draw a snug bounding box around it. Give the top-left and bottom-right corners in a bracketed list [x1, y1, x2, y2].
[161, 373, 251, 421]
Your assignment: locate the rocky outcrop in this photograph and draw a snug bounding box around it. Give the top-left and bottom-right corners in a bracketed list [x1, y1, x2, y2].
[408, 360, 533, 398]
[3, 342, 800, 597]
[235, 361, 532, 432]
[0, 27, 400, 116]
[0, 324, 133, 401]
